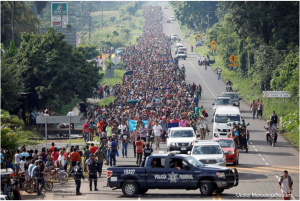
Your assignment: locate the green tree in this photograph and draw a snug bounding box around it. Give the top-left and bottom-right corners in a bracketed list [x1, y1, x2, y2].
[11, 28, 100, 110]
[76, 44, 99, 60]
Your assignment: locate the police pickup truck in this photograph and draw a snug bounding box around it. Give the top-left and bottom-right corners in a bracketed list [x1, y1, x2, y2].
[106, 151, 238, 197]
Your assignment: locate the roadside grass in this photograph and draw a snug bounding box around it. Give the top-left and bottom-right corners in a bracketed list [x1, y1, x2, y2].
[98, 97, 116, 107]
[99, 69, 124, 86]
[177, 24, 299, 147]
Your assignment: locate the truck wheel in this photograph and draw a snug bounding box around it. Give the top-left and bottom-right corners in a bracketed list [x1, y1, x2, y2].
[214, 189, 224, 194]
[139, 189, 148, 194]
[122, 181, 139, 197]
[199, 180, 214, 196]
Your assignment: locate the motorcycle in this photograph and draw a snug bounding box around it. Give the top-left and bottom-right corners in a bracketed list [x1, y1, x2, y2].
[198, 60, 200, 65]
[268, 131, 277, 147]
[226, 85, 233, 92]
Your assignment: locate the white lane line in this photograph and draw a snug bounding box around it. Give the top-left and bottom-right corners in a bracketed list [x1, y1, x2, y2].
[138, 197, 141, 200]
[291, 194, 296, 200]
[255, 149, 258, 151]
[262, 158, 265, 161]
[266, 163, 269, 165]
[258, 153, 262, 156]
[253, 146, 255, 148]
[250, 142, 253, 144]
[187, 59, 216, 98]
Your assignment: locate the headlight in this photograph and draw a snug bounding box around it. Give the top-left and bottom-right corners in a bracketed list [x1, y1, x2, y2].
[218, 158, 225, 163]
[234, 102, 239, 105]
[171, 142, 176, 146]
[228, 151, 234, 155]
[214, 129, 218, 132]
[216, 172, 226, 179]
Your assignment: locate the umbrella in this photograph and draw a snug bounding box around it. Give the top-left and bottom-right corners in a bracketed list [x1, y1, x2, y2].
[127, 99, 138, 104]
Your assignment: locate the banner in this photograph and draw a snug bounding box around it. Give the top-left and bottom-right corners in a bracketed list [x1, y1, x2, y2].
[128, 120, 149, 132]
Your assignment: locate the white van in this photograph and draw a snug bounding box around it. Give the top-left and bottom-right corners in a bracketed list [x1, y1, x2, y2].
[212, 106, 241, 138]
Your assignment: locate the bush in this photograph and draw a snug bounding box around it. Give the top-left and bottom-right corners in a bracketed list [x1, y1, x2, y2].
[121, 15, 132, 21]
[110, 16, 116, 22]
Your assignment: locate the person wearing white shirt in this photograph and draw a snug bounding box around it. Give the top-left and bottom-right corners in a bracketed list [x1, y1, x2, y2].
[57, 150, 66, 170]
[118, 122, 127, 134]
[278, 170, 293, 200]
[152, 121, 162, 150]
[67, 109, 75, 129]
[18, 156, 25, 175]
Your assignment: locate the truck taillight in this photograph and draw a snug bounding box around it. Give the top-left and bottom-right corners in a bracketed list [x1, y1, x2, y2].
[107, 170, 113, 178]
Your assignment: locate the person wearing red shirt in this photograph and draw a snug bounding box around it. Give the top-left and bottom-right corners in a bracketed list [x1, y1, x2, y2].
[49, 142, 55, 154]
[70, 147, 80, 170]
[90, 143, 98, 154]
[52, 147, 59, 166]
[172, 117, 179, 123]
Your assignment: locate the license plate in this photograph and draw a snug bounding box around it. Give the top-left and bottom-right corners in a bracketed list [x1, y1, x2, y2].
[181, 147, 186, 150]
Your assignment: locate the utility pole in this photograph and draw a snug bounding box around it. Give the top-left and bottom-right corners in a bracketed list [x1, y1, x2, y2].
[89, 2, 91, 43]
[60, 4, 63, 28]
[101, 2, 103, 29]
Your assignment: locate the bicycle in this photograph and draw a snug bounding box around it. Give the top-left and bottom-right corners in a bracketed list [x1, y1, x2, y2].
[44, 166, 68, 184]
[24, 176, 53, 193]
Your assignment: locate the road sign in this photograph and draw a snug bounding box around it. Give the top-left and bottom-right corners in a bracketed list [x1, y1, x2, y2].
[36, 116, 82, 124]
[51, 2, 68, 28]
[210, 47, 217, 50]
[210, 40, 217, 47]
[228, 63, 239, 67]
[263, 91, 290, 98]
[229, 54, 238, 63]
[111, 56, 120, 65]
[111, 65, 122, 69]
[196, 33, 201, 39]
[202, 36, 206, 41]
[105, 69, 114, 78]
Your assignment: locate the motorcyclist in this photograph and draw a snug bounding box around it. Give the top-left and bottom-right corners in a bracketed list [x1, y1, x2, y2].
[226, 80, 233, 91]
[266, 121, 277, 143]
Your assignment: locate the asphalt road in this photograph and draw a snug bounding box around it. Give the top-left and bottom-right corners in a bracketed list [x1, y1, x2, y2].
[23, 7, 299, 201]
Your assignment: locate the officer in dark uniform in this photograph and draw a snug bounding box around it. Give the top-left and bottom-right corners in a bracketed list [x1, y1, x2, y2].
[86, 154, 98, 191]
[73, 161, 84, 195]
[141, 144, 153, 167]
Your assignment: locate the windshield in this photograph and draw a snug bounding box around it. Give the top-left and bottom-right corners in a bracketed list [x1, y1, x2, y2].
[186, 156, 204, 167]
[215, 115, 240, 123]
[171, 130, 194, 138]
[193, 145, 223, 155]
[222, 94, 238, 99]
[215, 99, 231, 105]
[177, 51, 184, 54]
[218, 140, 234, 148]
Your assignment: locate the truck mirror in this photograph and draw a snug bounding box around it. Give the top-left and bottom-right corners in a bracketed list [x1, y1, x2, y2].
[239, 98, 242, 100]
[211, 119, 214, 122]
[212, 103, 215, 105]
[187, 151, 191, 155]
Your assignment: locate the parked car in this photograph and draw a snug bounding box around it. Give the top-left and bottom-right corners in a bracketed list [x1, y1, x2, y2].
[195, 41, 202, 47]
[174, 43, 183, 52]
[166, 20, 171, 23]
[178, 47, 187, 54]
[176, 50, 187, 60]
[171, 34, 178, 40]
[167, 127, 196, 153]
[221, 92, 242, 108]
[212, 97, 232, 114]
[190, 141, 227, 167]
[213, 138, 239, 165]
[170, 16, 176, 21]
[106, 152, 239, 196]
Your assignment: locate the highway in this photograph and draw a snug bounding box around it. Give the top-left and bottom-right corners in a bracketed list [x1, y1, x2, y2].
[23, 7, 299, 201]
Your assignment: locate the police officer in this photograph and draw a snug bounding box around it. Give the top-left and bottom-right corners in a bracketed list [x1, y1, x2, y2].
[141, 144, 153, 167]
[73, 161, 84, 195]
[86, 154, 98, 191]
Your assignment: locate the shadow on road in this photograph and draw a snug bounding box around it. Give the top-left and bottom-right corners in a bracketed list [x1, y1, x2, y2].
[238, 172, 268, 180]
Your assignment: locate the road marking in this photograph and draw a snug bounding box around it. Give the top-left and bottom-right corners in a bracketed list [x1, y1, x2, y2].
[212, 195, 216, 200]
[258, 153, 262, 156]
[250, 142, 253, 144]
[275, 175, 279, 179]
[266, 163, 269, 165]
[255, 149, 258, 152]
[262, 158, 265, 161]
[138, 197, 141, 200]
[187, 59, 216, 98]
[253, 146, 255, 148]
[217, 194, 222, 200]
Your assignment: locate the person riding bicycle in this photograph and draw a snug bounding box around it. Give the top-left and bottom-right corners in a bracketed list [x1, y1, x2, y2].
[266, 121, 277, 143]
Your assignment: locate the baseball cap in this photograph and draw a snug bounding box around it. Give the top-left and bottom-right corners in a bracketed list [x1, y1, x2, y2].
[90, 154, 95, 157]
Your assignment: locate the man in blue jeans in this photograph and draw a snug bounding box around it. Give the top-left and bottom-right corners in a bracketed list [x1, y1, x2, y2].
[33, 160, 45, 196]
[109, 139, 117, 166]
[120, 130, 130, 158]
[95, 148, 106, 178]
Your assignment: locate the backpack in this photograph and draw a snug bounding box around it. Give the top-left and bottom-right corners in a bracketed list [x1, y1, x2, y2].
[205, 112, 208, 118]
